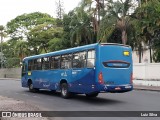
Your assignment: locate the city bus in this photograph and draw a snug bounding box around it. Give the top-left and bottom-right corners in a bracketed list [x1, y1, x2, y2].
[21, 43, 133, 98]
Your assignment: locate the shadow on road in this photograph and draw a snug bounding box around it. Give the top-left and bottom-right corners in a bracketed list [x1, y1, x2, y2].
[24, 90, 125, 105]
[72, 95, 124, 105]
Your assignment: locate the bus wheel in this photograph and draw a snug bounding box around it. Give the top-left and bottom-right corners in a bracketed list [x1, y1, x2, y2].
[61, 83, 70, 99]
[85, 92, 99, 98]
[29, 82, 39, 92]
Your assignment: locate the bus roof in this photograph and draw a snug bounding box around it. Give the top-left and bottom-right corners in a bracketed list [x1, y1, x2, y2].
[23, 43, 98, 61]
[23, 43, 131, 61]
[100, 43, 131, 47]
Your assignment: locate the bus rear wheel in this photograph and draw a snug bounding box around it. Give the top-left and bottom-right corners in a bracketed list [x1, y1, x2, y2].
[85, 92, 99, 98]
[61, 83, 71, 99]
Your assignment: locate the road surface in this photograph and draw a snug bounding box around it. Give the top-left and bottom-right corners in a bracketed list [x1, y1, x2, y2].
[0, 79, 160, 120]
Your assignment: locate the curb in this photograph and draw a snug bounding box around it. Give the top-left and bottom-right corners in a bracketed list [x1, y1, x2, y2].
[0, 78, 20, 81]
[134, 85, 160, 92]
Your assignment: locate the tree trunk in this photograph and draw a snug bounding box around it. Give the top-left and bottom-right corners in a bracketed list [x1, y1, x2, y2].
[138, 44, 142, 63]
[149, 46, 152, 63]
[122, 30, 127, 45]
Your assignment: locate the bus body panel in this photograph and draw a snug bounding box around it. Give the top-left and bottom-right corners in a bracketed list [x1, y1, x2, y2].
[69, 68, 96, 94]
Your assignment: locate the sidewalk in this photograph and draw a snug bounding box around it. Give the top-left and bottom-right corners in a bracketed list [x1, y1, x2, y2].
[0, 78, 20, 80]
[134, 85, 160, 91]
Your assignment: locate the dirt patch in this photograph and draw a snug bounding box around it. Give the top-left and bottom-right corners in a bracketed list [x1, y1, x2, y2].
[0, 96, 50, 120]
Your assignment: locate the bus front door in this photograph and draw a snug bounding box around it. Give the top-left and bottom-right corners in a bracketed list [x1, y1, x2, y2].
[21, 62, 28, 87]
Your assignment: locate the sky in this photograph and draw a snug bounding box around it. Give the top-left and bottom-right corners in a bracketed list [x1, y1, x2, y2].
[0, 0, 81, 26]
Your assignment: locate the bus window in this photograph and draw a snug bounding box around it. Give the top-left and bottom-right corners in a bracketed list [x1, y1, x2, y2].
[28, 60, 34, 71]
[34, 58, 42, 70]
[73, 51, 86, 68]
[61, 54, 72, 69]
[87, 50, 95, 68]
[42, 57, 50, 70]
[51, 56, 60, 69]
[37, 58, 42, 70]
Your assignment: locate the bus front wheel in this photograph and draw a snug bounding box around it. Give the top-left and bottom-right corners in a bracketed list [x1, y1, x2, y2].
[61, 83, 71, 99]
[28, 81, 39, 92]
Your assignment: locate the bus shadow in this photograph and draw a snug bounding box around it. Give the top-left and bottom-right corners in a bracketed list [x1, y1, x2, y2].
[72, 94, 125, 105]
[25, 90, 124, 105]
[25, 90, 61, 97]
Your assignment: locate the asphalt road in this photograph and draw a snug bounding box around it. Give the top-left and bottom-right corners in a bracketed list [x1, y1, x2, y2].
[0, 79, 160, 120]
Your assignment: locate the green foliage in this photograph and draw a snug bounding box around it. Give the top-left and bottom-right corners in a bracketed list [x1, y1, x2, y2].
[28, 23, 63, 54]
[69, 7, 94, 46]
[5, 58, 21, 68]
[4, 12, 64, 68]
[6, 12, 63, 55]
[98, 15, 117, 42]
[48, 38, 62, 51]
[153, 30, 160, 62]
[132, 0, 160, 62]
[153, 48, 160, 63]
[61, 14, 72, 49]
[7, 12, 56, 40]
[98, 0, 135, 45]
[0, 41, 21, 68]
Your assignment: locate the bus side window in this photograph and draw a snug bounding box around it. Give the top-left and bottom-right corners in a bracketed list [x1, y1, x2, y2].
[42, 57, 50, 70]
[87, 50, 95, 68]
[79, 51, 87, 68]
[34, 59, 37, 70]
[37, 58, 42, 70]
[73, 51, 86, 68]
[51, 56, 60, 69]
[61, 54, 72, 69]
[73, 53, 79, 68]
[28, 60, 34, 71]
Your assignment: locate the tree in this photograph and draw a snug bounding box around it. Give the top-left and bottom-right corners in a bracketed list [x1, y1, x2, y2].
[61, 13, 73, 49]
[6, 12, 63, 55]
[14, 40, 29, 61]
[0, 25, 5, 54]
[7, 12, 55, 40]
[133, 0, 160, 62]
[80, 0, 105, 42]
[55, 0, 64, 19]
[0, 25, 7, 68]
[0, 41, 21, 68]
[152, 30, 160, 62]
[55, 0, 65, 27]
[69, 7, 94, 46]
[98, 0, 137, 44]
[28, 23, 63, 54]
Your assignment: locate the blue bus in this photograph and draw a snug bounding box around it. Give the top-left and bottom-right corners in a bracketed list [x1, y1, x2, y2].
[21, 43, 133, 98]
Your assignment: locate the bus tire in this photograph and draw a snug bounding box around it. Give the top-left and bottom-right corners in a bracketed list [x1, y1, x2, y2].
[61, 83, 70, 99]
[28, 81, 39, 92]
[85, 92, 99, 98]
